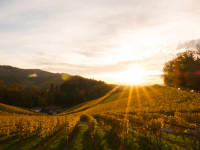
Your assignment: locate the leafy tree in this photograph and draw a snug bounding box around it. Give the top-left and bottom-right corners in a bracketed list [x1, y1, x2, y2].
[163, 50, 200, 89]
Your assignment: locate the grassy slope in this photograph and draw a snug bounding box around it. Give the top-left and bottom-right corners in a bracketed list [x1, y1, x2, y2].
[43, 130, 66, 150]
[0, 103, 46, 149]
[65, 84, 200, 115]
[0, 102, 40, 115]
[59, 85, 199, 150]
[68, 123, 119, 150]
[94, 126, 119, 150]
[59, 85, 121, 115]
[69, 124, 92, 150]
[0, 133, 44, 150]
[0, 85, 199, 150]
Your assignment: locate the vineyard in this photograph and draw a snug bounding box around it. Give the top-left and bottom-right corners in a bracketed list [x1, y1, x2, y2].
[0, 85, 200, 150]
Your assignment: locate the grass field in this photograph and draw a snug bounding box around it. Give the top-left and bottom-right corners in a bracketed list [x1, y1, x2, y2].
[0, 85, 200, 150]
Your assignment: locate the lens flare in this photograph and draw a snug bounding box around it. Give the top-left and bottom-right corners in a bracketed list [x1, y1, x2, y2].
[196, 70, 200, 75]
[62, 73, 70, 81]
[28, 73, 38, 78]
[28, 74, 37, 78]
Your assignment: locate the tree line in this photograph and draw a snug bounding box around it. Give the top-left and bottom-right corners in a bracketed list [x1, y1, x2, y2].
[0, 76, 115, 109]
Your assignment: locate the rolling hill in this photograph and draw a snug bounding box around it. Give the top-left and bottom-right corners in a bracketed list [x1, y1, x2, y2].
[0, 102, 39, 115]
[0, 65, 64, 88]
[60, 84, 200, 116]
[0, 85, 200, 150]
[0, 65, 115, 109]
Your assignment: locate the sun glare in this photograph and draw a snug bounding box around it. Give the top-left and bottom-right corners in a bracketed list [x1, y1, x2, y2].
[120, 66, 146, 85]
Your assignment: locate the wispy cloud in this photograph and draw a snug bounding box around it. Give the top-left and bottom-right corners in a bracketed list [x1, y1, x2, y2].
[177, 39, 200, 51]
[0, 0, 200, 84]
[30, 51, 167, 77]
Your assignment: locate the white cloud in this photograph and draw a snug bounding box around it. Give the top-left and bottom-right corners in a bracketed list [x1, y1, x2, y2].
[0, 0, 200, 84]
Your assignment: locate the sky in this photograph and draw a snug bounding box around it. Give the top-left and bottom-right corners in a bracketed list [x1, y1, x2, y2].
[0, 0, 200, 85]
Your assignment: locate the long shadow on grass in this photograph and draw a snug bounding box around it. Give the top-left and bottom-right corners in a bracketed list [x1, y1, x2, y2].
[129, 135, 157, 150]
[0, 134, 18, 144]
[82, 128, 92, 150]
[43, 132, 66, 150]
[0, 138, 20, 150]
[95, 126, 119, 150]
[69, 124, 92, 150]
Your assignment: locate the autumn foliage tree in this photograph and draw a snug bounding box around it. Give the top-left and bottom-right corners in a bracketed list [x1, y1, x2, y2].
[163, 50, 200, 90]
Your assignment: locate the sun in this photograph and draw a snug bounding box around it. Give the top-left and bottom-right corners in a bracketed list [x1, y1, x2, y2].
[120, 66, 146, 85]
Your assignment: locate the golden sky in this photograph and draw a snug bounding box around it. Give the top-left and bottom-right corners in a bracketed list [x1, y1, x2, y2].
[0, 0, 200, 85]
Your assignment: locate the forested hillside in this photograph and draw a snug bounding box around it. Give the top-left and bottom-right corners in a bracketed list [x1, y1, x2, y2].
[0, 66, 115, 109]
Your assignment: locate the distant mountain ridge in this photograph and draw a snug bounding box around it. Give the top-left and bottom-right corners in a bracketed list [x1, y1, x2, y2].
[0, 65, 64, 87]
